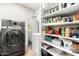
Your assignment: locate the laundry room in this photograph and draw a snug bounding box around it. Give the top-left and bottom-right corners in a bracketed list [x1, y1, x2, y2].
[0, 2, 79, 57]
[0, 3, 42, 56]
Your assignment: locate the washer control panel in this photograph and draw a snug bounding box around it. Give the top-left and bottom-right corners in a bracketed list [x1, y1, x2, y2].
[2, 20, 25, 28]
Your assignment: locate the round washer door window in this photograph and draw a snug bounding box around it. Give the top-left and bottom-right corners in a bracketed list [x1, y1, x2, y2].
[2, 29, 25, 47]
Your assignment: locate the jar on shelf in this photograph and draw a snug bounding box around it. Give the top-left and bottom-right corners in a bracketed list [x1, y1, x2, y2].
[49, 17, 53, 23]
[47, 10, 50, 15]
[54, 27, 59, 35]
[50, 8, 54, 14]
[72, 14, 77, 21]
[58, 16, 62, 22]
[64, 3, 67, 8]
[42, 20, 44, 24]
[71, 28, 78, 38]
[45, 36, 52, 42]
[63, 17, 68, 22]
[66, 16, 73, 22]
[54, 6, 58, 12]
[65, 27, 71, 37]
[42, 20, 45, 24]
[61, 3, 67, 9]
[52, 8, 55, 12]
[43, 11, 46, 16]
[62, 17, 66, 22]
[55, 6, 59, 11]
[53, 17, 58, 23]
[61, 3, 64, 9]
[71, 42, 79, 53]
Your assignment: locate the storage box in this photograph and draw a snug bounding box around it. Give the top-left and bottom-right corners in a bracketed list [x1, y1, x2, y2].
[51, 38, 62, 46]
[63, 39, 72, 50]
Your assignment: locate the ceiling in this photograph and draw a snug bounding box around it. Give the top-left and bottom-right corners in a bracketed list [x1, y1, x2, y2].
[19, 3, 41, 10]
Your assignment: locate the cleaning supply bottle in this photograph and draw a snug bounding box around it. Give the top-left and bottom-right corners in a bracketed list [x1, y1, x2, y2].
[58, 16, 62, 22]
[50, 17, 53, 23]
[61, 27, 65, 36]
[73, 14, 76, 22]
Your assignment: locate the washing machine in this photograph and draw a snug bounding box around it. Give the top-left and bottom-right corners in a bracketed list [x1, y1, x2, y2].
[0, 20, 25, 56]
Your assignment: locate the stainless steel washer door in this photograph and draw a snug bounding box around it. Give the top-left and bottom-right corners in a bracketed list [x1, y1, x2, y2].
[2, 29, 25, 47]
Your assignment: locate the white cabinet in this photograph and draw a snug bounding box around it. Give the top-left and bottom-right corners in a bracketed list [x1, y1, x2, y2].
[32, 33, 41, 56]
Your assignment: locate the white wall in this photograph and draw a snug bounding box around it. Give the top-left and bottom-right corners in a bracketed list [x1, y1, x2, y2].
[0, 3, 35, 46]
[34, 4, 42, 33]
